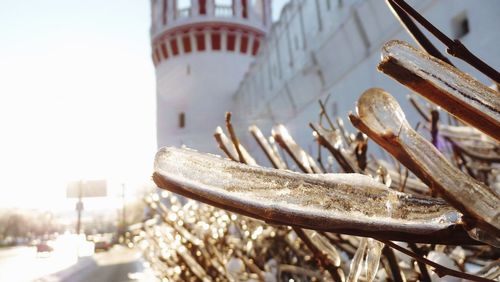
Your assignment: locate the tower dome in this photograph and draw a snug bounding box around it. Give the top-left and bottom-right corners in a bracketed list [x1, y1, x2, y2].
[151, 0, 272, 152]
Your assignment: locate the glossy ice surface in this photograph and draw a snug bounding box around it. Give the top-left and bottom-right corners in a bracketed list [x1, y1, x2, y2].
[154, 147, 461, 236]
[379, 40, 500, 141]
[354, 88, 500, 235]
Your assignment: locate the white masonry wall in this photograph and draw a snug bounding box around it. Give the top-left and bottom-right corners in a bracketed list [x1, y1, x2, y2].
[232, 0, 500, 153]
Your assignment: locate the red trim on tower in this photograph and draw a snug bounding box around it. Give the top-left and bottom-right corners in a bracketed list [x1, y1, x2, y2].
[152, 22, 265, 64]
[240, 34, 249, 53]
[182, 35, 192, 53]
[211, 31, 221, 50]
[251, 38, 260, 55]
[195, 33, 205, 51]
[227, 33, 236, 51]
[170, 38, 179, 55]
[154, 48, 161, 64]
[160, 43, 168, 59]
[152, 21, 265, 45]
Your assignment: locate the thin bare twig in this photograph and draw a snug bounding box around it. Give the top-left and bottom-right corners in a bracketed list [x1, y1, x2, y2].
[386, 0, 453, 66]
[408, 243, 432, 282]
[389, 0, 500, 83]
[225, 112, 246, 163]
[383, 240, 495, 282]
[382, 245, 406, 282]
[294, 228, 344, 282]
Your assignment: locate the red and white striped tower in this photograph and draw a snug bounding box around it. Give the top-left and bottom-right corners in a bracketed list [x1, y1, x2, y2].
[151, 0, 272, 152]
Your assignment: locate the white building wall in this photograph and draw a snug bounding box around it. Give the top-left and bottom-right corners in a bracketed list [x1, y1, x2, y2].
[233, 0, 500, 149]
[156, 52, 255, 152]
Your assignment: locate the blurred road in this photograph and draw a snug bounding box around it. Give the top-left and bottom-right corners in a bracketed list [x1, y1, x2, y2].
[57, 245, 157, 282]
[0, 245, 78, 282]
[0, 244, 157, 282]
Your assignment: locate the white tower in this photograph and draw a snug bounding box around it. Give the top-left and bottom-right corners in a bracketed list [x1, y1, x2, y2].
[151, 0, 272, 152]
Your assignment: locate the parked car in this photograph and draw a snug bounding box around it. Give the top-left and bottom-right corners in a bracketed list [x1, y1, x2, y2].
[94, 240, 111, 252]
[36, 241, 53, 253]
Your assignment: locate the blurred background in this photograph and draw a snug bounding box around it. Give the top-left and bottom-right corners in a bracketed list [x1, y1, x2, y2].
[0, 1, 289, 281]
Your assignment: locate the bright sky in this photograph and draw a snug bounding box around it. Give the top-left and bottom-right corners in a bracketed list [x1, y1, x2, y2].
[0, 0, 289, 211]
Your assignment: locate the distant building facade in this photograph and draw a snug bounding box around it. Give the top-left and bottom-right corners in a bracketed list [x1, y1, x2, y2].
[152, 0, 500, 152]
[232, 0, 500, 148]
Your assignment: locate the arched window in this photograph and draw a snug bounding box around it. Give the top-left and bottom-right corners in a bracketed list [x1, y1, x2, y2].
[215, 0, 233, 17]
[198, 0, 206, 15]
[176, 0, 192, 18]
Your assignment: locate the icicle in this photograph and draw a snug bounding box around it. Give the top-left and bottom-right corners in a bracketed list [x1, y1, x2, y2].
[304, 230, 341, 266]
[365, 239, 384, 282]
[347, 238, 367, 282]
[466, 227, 500, 247]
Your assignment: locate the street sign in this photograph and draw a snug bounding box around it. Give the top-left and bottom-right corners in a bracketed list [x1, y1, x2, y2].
[66, 180, 107, 198]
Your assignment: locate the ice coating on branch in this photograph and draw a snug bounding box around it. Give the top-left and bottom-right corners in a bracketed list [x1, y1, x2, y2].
[381, 40, 500, 121]
[272, 124, 322, 173]
[214, 126, 239, 160]
[379, 40, 500, 141]
[355, 88, 500, 237]
[249, 125, 287, 169]
[215, 126, 257, 166]
[466, 227, 500, 248]
[154, 147, 462, 236]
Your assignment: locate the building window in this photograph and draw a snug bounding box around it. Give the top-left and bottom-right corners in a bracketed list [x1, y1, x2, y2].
[199, 0, 207, 14]
[215, 0, 233, 17]
[452, 12, 469, 39]
[162, 0, 168, 24]
[241, 0, 248, 18]
[176, 0, 191, 18]
[179, 112, 185, 128]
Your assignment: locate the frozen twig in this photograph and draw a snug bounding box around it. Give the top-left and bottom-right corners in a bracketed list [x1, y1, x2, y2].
[378, 40, 500, 141]
[153, 146, 475, 244]
[382, 240, 495, 282]
[248, 125, 287, 169]
[225, 112, 257, 165]
[388, 0, 500, 84]
[272, 124, 323, 173]
[349, 88, 500, 238]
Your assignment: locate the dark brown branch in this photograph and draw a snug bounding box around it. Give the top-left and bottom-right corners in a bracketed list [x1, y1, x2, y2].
[386, 0, 453, 66]
[390, 0, 500, 83]
[383, 240, 495, 282]
[408, 96, 431, 122]
[225, 112, 246, 163]
[318, 100, 336, 131]
[310, 123, 356, 173]
[408, 243, 432, 282]
[382, 245, 406, 282]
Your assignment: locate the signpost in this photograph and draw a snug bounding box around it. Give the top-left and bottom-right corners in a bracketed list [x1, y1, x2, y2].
[66, 180, 107, 234]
